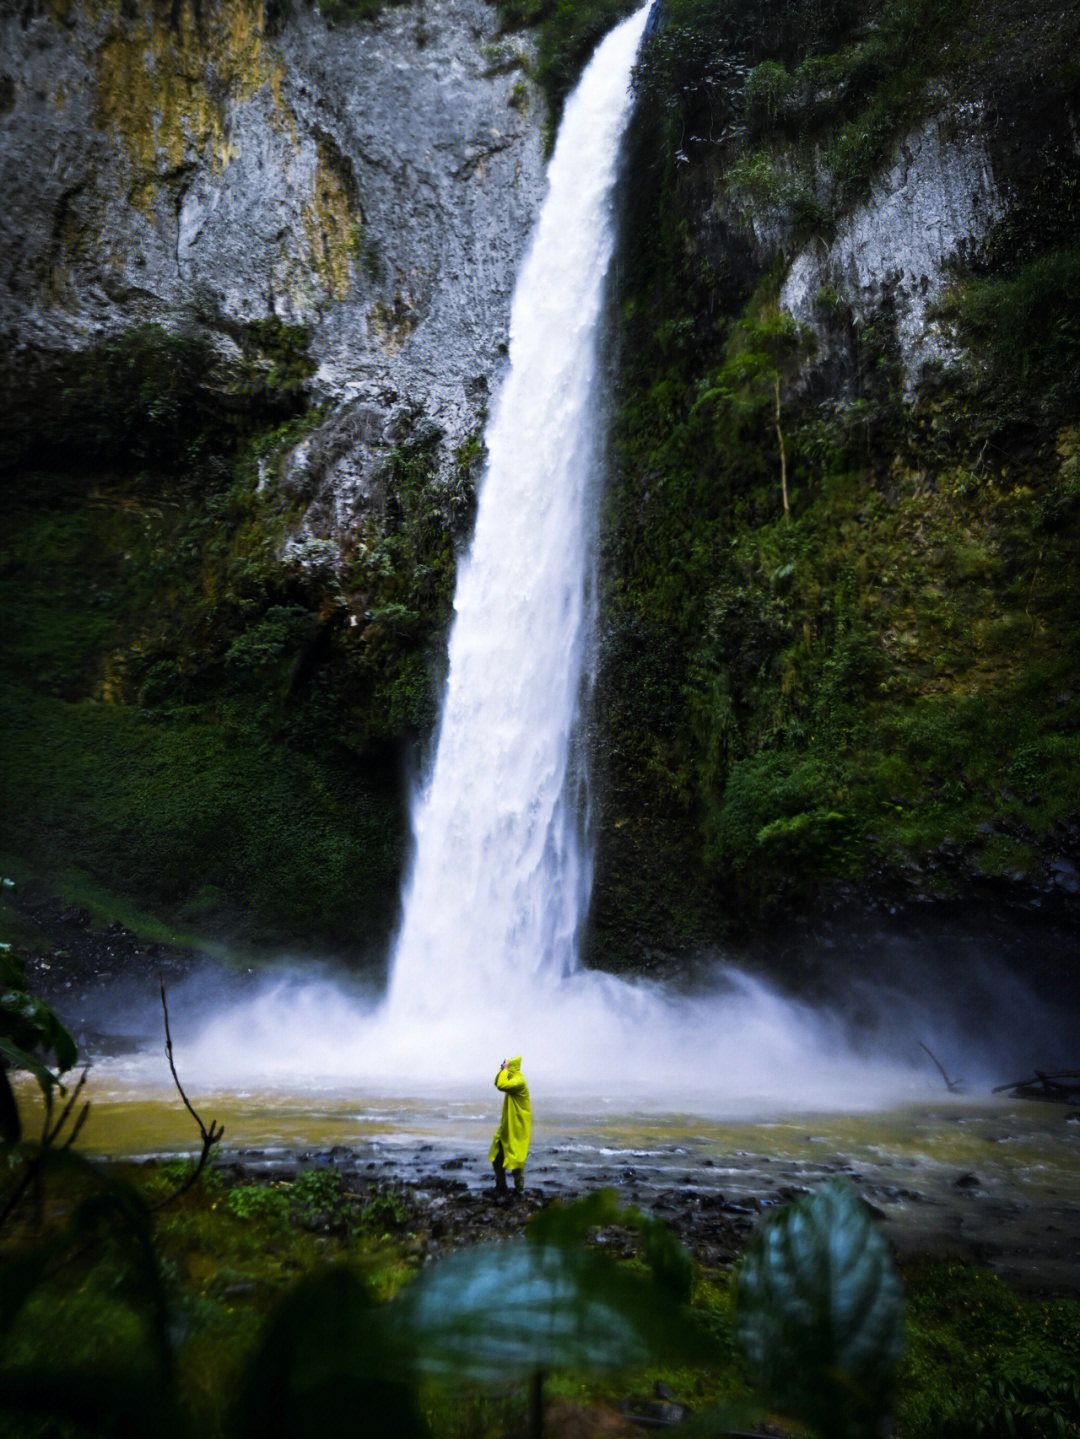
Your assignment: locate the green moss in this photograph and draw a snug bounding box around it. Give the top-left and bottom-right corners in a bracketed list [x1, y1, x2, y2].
[591, 1, 1080, 955]
[0, 451, 416, 953]
[0, 681, 404, 950]
[1, 320, 314, 485]
[940, 248, 1080, 423]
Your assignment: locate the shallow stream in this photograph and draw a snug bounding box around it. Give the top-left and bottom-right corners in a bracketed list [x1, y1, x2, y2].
[35, 1060, 1080, 1295]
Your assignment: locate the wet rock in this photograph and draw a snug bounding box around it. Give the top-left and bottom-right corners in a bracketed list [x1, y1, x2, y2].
[776, 1185, 811, 1202]
[630, 1399, 688, 1427]
[954, 1171, 981, 1189]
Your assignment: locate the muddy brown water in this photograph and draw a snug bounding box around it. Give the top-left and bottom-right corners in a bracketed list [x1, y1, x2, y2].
[21, 1071, 1080, 1295]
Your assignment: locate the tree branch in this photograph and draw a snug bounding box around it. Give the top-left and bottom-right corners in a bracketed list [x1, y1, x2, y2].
[152, 981, 224, 1210]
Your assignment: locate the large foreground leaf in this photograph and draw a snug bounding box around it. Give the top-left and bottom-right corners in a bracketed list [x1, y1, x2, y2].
[232, 1268, 429, 1439]
[0, 1368, 188, 1439]
[735, 1179, 904, 1439]
[528, 1189, 696, 1302]
[399, 1237, 716, 1381]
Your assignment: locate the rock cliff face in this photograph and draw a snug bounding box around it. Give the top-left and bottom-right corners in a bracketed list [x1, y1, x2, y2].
[1, 0, 552, 955]
[2, 0, 544, 539]
[780, 111, 1005, 386]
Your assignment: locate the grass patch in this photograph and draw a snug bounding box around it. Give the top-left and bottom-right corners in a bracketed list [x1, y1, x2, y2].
[898, 1264, 1080, 1438]
[0, 682, 404, 952]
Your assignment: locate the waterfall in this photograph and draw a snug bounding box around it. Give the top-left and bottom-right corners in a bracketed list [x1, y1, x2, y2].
[387, 4, 653, 1018]
[161, 1, 983, 1112]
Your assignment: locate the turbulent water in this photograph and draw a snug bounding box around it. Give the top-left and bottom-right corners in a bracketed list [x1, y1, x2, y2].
[108, 5, 1063, 1113]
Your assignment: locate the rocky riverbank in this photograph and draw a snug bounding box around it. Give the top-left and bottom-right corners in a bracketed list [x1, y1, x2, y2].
[125, 1099, 1080, 1299]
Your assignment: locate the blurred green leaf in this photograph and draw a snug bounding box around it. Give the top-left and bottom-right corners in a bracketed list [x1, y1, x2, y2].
[665, 1396, 766, 1437]
[0, 954, 78, 1095]
[735, 1179, 904, 1439]
[0, 1035, 63, 1099]
[0, 1367, 188, 1439]
[400, 1237, 715, 1381]
[1, 1157, 172, 1379]
[527, 1188, 696, 1302]
[0, 1064, 19, 1144]
[232, 1268, 428, 1439]
[0, 1246, 58, 1344]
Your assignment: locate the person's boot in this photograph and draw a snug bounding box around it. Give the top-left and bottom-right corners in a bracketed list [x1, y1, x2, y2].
[493, 1163, 508, 1198]
[511, 1168, 525, 1199]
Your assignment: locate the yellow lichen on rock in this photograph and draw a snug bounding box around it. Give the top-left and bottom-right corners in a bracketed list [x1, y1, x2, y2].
[368, 296, 419, 354]
[301, 142, 359, 301]
[92, 0, 282, 201]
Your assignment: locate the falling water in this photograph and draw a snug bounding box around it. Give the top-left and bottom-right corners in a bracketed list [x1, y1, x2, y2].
[388, 3, 653, 1016]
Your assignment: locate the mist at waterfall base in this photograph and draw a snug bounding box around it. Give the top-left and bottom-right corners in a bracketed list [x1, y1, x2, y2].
[121, 933, 1072, 1118]
[92, 5, 1070, 1120]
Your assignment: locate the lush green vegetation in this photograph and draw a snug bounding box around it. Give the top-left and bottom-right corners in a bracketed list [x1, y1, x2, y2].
[0, 321, 314, 481]
[0, 320, 475, 955]
[899, 1264, 1080, 1438]
[2, 1006, 1078, 1439]
[586, 0, 1080, 966]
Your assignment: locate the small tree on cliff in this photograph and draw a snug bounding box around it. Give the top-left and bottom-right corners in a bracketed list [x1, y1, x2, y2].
[693, 306, 805, 522]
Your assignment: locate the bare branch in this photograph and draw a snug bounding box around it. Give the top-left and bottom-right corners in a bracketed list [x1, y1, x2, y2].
[917, 1041, 964, 1093]
[45, 1069, 90, 1148]
[774, 375, 790, 524]
[152, 980, 224, 1210]
[1, 1065, 92, 1231]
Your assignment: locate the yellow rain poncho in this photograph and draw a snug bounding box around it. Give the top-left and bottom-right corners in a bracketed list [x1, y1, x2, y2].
[488, 1056, 531, 1171]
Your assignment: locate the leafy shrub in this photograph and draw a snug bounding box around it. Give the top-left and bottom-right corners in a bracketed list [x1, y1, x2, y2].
[900, 1265, 1080, 1439]
[744, 59, 794, 126]
[223, 606, 314, 686]
[946, 248, 1080, 419]
[226, 1184, 291, 1223]
[714, 751, 837, 862]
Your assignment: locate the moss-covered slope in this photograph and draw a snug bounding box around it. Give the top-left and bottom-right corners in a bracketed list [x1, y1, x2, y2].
[588, 0, 1080, 972]
[0, 321, 482, 958]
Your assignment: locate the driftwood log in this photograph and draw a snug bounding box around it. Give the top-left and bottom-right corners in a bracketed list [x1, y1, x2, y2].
[991, 1070, 1080, 1103]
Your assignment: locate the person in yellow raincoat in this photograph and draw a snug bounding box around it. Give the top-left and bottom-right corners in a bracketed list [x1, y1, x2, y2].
[489, 1055, 531, 1196]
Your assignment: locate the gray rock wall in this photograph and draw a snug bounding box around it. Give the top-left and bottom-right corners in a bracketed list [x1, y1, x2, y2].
[1, 0, 547, 545]
[780, 110, 1005, 386]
